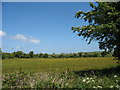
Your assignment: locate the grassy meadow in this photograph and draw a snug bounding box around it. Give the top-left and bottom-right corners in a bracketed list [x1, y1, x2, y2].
[2, 57, 120, 88]
[2, 57, 118, 74]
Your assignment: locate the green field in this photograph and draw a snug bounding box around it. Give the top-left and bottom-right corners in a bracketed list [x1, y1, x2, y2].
[2, 57, 120, 88]
[2, 57, 119, 74]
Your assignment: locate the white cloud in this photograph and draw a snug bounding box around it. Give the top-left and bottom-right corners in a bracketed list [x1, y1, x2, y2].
[13, 34, 27, 41]
[0, 30, 6, 37]
[12, 34, 40, 44]
[29, 39, 40, 44]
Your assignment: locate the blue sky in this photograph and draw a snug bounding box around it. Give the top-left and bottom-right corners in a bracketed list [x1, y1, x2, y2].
[2, 2, 101, 54]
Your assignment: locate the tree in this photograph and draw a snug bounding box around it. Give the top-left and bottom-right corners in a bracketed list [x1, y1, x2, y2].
[21, 53, 30, 58]
[42, 53, 48, 58]
[101, 51, 108, 57]
[73, 53, 78, 58]
[29, 51, 34, 58]
[13, 51, 24, 58]
[34, 54, 39, 58]
[51, 53, 56, 58]
[67, 53, 73, 58]
[71, 2, 120, 60]
[83, 52, 90, 57]
[78, 52, 82, 57]
[39, 53, 43, 58]
[2, 53, 14, 59]
[58, 53, 65, 58]
[92, 52, 99, 57]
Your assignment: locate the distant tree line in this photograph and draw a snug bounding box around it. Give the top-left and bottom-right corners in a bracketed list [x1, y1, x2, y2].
[1, 49, 112, 59]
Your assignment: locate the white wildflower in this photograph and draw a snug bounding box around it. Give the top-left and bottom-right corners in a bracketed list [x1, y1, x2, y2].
[110, 86, 113, 88]
[52, 78, 56, 83]
[116, 85, 120, 88]
[93, 86, 96, 88]
[90, 78, 93, 80]
[86, 81, 90, 83]
[82, 79, 86, 82]
[97, 86, 102, 88]
[86, 78, 89, 80]
[108, 12, 110, 14]
[116, 80, 118, 82]
[114, 75, 117, 78]
[66, 83, 68, 85]
[92, 80, 95, 82]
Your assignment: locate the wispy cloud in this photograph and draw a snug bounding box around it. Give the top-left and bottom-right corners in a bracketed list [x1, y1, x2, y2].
[12, 34, 27, 41]
[0, 30, 6, 37]
[12, 34, 40, 44]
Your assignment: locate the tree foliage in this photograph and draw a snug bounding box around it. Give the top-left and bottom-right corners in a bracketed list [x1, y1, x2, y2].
[42, 53, 48, 58]
[2, 50, 111, 59]
[101, 51, 108, 57]
[71, 2, 120, 60]
[13, 51, 24, 58]
[29, 51, 34, 58]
